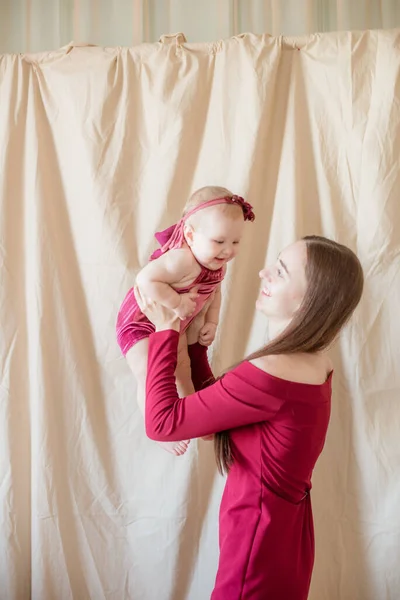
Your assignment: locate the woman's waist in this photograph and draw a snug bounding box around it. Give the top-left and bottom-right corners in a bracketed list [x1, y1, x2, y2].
[228, 455, 313, 506]
[222, 469, 311, 510]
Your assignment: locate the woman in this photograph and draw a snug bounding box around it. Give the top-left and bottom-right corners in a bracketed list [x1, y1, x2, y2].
[135, 235, 364, 600]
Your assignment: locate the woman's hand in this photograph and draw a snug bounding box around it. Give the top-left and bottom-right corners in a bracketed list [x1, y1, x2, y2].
[135, 286, 197, 332]
[174, 293, 197, 320]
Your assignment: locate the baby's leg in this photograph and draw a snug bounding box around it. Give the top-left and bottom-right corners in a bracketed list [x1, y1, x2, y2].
[176, 332, 195, 397]
[125, 338, 148, 417]
[125, 338, 189, 456]
[177, 332, 214, 442]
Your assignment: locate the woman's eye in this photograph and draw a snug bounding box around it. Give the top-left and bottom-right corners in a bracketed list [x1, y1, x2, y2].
[277, 268, 283, 277]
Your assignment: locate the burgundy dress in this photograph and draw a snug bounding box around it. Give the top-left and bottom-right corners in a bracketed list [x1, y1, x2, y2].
[145, 330, 333, 600]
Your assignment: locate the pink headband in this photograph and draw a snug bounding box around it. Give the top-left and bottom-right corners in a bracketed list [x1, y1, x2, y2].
[160, 195, 255, 254]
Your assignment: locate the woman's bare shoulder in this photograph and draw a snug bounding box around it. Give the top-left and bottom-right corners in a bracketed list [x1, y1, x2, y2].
[249, 352, 333, 385]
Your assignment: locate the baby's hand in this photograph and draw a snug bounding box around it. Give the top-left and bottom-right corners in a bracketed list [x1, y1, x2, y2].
[199, 322, 217, 346]
[174, 291, 198, 320]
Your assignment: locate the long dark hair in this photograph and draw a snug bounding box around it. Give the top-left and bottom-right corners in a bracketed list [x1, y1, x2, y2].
[214, 235, 364, 474]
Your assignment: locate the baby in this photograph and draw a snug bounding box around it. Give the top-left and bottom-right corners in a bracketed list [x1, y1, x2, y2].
[116, 186, 255, 455]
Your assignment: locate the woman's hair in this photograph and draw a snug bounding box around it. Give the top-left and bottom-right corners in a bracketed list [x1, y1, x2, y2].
[215, 235, 364, 475]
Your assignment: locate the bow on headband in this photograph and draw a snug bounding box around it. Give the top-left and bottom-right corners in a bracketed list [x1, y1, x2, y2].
[228, 195, 255, 222]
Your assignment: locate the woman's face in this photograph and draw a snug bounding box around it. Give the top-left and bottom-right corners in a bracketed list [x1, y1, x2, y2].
[256, 241, 308, 322]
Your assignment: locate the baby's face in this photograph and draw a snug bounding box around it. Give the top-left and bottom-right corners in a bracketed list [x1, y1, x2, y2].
[185, 206, 245, 271]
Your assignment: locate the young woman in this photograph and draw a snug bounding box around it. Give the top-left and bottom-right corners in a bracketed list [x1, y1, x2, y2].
[135, 235, 364, 600]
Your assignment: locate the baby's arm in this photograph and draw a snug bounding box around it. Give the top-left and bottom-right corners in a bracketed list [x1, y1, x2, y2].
[136, 249, 197, 319]
[205, 285, 221, 325]
[199, 285, 221, 346]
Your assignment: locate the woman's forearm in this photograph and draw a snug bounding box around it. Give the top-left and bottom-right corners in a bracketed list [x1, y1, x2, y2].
[135, 276, 181, 310]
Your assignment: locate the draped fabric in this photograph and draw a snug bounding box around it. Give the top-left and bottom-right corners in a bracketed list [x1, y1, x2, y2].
[0, 26, 399, 600]
[1, 0, 400, 53]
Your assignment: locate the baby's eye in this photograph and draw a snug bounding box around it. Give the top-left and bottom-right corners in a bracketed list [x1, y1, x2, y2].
[277, 268, 283, 277]
[233, 241, 240, 245]
[213, 240, 224, 244]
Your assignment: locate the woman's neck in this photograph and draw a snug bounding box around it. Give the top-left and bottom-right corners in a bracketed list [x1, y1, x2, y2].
[267, 318, 290, 342]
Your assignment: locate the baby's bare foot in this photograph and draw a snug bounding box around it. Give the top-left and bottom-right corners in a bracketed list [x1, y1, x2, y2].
[157, 440, 190, 456]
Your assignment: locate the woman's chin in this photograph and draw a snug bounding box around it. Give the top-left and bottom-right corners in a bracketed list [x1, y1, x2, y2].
[255, 298, 269, 315]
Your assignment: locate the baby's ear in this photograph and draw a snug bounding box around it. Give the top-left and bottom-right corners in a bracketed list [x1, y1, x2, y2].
[184, 223, 194, 246]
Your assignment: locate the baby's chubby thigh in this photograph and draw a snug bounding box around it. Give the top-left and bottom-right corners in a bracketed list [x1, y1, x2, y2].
[125, 337, 149, 381]
[125, 338, 149, 415]
[124, 333, 193, 397]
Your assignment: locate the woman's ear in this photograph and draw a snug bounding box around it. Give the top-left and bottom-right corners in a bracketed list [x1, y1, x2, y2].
[184, 223, 194, 247]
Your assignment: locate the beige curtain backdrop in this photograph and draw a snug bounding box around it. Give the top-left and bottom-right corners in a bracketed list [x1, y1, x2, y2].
[1, 27, 400, 600]
[1, 0, 400, 53]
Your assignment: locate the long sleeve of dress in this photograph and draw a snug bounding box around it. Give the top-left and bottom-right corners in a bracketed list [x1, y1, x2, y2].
[145, 330, 284, 441]
[187, 342, 215, 391]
